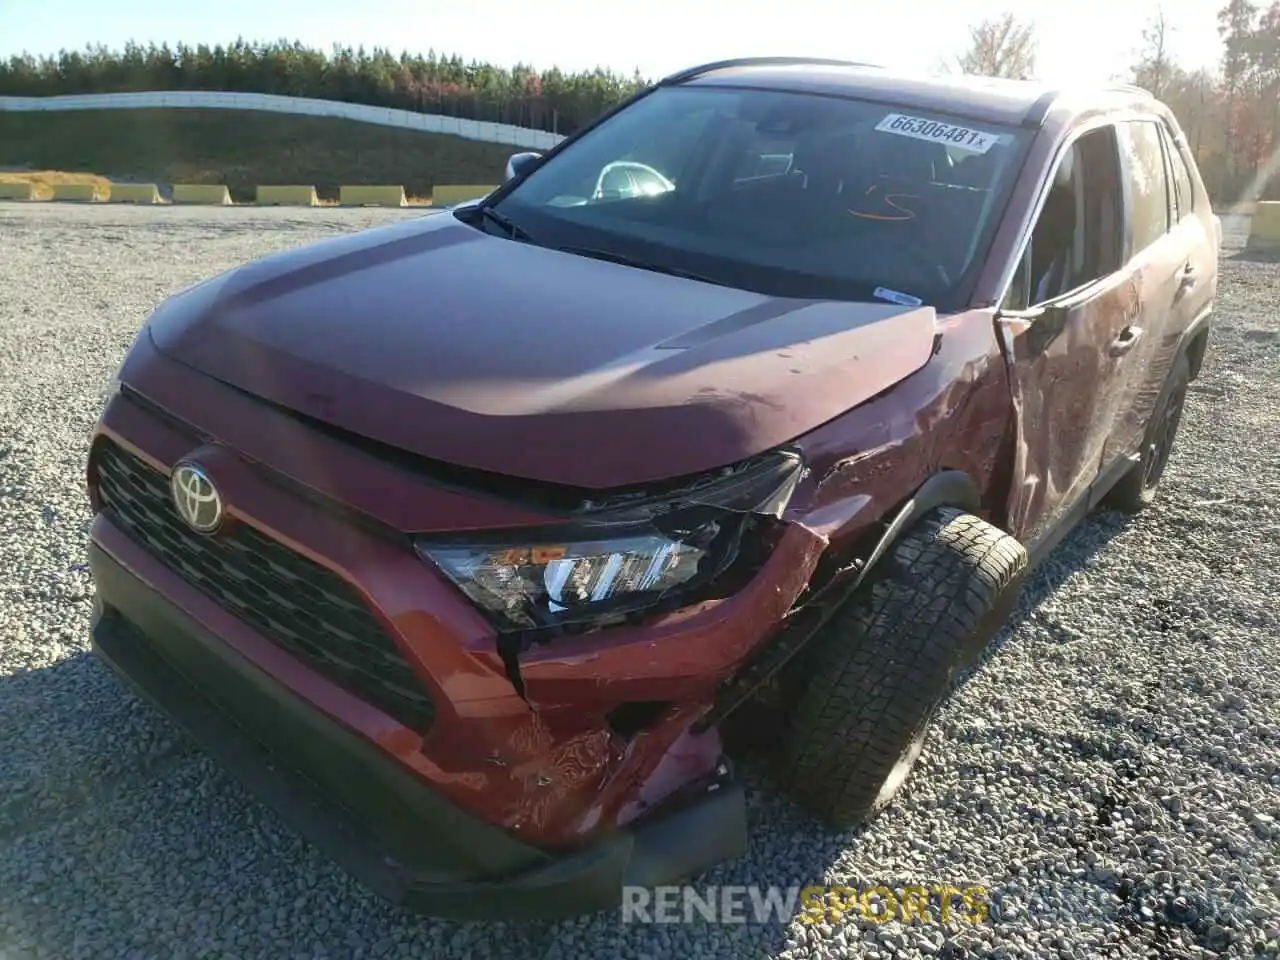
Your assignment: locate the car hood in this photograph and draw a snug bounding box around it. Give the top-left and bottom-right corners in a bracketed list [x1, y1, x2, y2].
[149, 212, 938, 489]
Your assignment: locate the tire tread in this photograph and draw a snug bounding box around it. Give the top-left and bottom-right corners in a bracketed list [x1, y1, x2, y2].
[781, 508, 1028, 827]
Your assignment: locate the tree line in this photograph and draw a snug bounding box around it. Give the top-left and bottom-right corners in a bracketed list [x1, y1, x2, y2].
[955, 5, 1280, 202]
[2, 6, 1277, 202]
[0, 40, 647, 135]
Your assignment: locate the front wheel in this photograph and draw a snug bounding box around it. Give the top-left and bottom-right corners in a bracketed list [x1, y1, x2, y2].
[778, 508, 1027, 828]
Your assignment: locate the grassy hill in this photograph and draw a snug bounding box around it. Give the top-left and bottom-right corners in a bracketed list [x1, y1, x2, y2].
[0, 109, 516, 202]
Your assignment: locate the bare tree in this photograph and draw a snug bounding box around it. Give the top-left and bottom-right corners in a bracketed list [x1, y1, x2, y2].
[956, 13, 1038, 80]
[1134, 8, 1174, 97]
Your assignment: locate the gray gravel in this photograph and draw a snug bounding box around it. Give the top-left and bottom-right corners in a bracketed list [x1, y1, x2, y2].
[1, 203, 1277, 959]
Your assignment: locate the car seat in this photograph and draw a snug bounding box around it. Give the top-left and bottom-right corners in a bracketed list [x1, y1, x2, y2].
[1030, 153, 1077, 302]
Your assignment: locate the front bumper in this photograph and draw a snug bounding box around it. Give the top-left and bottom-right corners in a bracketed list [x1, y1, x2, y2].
[89, 541, 747, 921]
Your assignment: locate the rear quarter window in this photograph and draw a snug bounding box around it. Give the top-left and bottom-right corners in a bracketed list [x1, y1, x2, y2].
[1161, 125, 1196, 220]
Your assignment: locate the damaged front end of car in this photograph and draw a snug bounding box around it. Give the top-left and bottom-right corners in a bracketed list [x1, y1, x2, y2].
[397, 448, 844, 856]
[92, 265, 996, 918]
[415, 449, 811, 687]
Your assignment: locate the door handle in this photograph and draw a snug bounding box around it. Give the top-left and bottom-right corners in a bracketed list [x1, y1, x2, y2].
[1178, 262, 1198, 291]
[1110, 324, 1143, 357]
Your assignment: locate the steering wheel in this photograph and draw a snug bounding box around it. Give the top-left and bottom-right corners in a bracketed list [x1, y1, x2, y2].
[847, 226, 953, 295]
[592, 161, 674, 200]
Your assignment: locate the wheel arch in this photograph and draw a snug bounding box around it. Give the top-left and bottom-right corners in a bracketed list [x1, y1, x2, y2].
[848, 469, 983, 592]
[695, 469, 988, 731]
[1179, 306, 1213, 381]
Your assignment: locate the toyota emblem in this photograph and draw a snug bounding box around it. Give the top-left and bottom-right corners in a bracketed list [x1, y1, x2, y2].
[170, 462, 223, 533]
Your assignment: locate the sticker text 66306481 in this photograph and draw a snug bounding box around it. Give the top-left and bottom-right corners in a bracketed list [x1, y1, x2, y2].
[873, 113, 1003, 154]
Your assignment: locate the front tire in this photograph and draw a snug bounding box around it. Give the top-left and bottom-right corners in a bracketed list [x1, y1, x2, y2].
[779, 508, 1027, 828]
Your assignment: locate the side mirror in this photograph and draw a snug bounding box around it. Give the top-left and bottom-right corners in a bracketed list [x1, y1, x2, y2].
[505, 152, 543, 182]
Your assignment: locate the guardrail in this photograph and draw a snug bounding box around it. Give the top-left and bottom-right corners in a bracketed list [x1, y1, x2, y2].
[109, 183, 162, 204]
[0, 180, 483, 206]
[1216, 202, 1259, 215]
[339, 185, 407, 207]
[255, 184, 319, 207]
[1247, 201, 1280, 251]
[173, 184, 232, 205]
[430, 184, 498, 206]
[0, 181, 35, 200]
[50, 182, 104, 202]
[0, 90, 566, 150]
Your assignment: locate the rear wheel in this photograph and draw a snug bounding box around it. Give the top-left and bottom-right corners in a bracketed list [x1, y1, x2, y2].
[778, 508, 1027, 828]
[1106, 352, 1190, 513]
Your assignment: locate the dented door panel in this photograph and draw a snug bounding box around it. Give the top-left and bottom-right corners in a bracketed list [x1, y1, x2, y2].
[1101, 238, 1185, 468]
[998, 270, 1140, 547]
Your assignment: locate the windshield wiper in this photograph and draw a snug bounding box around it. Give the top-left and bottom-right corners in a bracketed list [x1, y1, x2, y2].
[554, 245, 731, 287]
[476, 205, 535, 242]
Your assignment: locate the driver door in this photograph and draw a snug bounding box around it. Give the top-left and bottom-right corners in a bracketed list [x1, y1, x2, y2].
[996, 123, 1140, 555]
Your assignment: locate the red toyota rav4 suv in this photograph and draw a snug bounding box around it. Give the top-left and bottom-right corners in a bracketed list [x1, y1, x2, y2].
[87, 59, 1218, 919]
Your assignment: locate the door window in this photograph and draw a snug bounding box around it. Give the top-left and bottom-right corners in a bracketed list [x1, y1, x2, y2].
[1118, 120, 1172, 253]
[1160, 125, 1195, 220]
[1020, 126, 1124, 307]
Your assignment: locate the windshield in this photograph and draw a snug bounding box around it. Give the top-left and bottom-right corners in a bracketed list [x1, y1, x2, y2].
[487, 85, 1031, 309]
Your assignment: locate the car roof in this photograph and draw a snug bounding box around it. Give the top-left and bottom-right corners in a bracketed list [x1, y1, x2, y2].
[667, 58, 1153, 129]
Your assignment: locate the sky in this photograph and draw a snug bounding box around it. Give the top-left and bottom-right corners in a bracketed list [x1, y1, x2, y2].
[0, 0, 1226, 87]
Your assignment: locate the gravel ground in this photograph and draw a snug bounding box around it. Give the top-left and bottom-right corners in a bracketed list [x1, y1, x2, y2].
[0, 203, 1276, 959]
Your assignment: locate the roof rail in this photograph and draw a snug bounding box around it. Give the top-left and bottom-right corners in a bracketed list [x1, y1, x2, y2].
[1021, 81, 1156, 128]
[659, 57, 885, 86]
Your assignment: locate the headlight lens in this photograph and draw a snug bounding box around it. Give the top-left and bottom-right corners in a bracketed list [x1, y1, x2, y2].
[420, 525, 720, 630]
[416, 451, 805, 633]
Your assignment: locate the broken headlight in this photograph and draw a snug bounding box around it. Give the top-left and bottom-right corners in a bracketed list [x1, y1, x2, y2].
[419, 526, 718, 631]
[415, 450, 805, 633]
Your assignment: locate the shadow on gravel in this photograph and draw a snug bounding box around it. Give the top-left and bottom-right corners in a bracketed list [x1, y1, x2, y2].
[0, 650, 885, 958]
[703, 507, 1150, 957]
[925, 507, 1254, 959]
[0, 509, 1166, 960]
[968, 506, 1135, 671]
[1225, 247, 1280, 264]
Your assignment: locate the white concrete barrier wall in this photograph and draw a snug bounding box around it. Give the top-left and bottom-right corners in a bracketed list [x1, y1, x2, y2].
[0, 91, 566, 150]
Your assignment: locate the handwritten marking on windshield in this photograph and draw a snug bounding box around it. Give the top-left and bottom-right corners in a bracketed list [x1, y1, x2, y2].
[848, 183, 919, 222]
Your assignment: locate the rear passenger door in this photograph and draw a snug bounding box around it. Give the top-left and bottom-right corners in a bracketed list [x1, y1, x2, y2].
[1099, 119, 1195, 472]
[1159, 118, 1218, 350]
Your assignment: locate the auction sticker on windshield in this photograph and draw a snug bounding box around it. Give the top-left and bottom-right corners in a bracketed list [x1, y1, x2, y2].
[874, 113, 1002, 154]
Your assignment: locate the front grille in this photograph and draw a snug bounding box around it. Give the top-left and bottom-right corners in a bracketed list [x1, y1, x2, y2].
[93, 440, 435, 731]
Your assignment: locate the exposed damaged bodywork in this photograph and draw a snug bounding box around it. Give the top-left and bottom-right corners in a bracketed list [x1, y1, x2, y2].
[413, 449, 818, 704]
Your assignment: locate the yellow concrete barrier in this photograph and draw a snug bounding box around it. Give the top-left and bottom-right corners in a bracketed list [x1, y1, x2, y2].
[51, 182, 106, 202]
[173, 184, 233, 205]
[0, 182, 37, 201]
[431, 184, 498, 206]
[1216, 201, 1258, 215]
[256, 185, 319, 207]
[340, 185, 407, 207]
[1247, 201, 1280, 250]
[108, 183, 162, 204]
